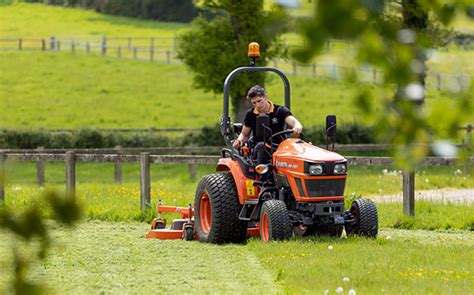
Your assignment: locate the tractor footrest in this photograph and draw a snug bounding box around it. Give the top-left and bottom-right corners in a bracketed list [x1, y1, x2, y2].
[239, 199, 259, 221]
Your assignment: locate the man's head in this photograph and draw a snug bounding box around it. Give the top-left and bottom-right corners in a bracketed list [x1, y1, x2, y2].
[247, 85, 268, 114]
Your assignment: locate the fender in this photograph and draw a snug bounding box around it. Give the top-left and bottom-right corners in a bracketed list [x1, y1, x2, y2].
[216, 158, 259, 205]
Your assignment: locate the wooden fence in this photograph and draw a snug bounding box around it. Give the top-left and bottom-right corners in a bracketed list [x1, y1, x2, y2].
[0, 150, 472, 216]
[0, 36, 471, 91]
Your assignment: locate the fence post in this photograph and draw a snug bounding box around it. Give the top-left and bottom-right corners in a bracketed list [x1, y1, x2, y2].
[50, 36, 56, 50]
[0, 152, 4, 203]
[66, 151, 76, 201]
[71, 41, 75, 54]
[114, 146, 122, 184]
[128, 37, 132, 49]
[188, 163, 197, 181]
[166, 51, 171, 64]
[292, 62, 297, 75]
[436, 74, 441, 90]
[464, 124, 472, 175]
[101, 35, 107, 56]
[172, 36, 177, 54]
[41, 39, 46, 51]
[140, 152, 151, 210]
[86, 42, 90, 53]
[37, 146, 45, 187]
[133, 47, 137, 60]
[150, 46, 154, 62]
[312, 63, 317, 78]
[18, 38, 22, 50]
[372, 68, 377, 83]
[117, 46, 121, 58]
[402, 170, 415, 216]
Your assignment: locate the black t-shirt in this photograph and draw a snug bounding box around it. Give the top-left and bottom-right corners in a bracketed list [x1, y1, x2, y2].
[244, 101, 292, 144]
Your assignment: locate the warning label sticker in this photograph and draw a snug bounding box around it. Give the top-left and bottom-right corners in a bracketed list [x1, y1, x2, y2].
[245, 180, 255, 196]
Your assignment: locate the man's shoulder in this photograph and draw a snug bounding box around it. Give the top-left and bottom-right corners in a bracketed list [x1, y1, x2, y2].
[273, 104, 291, 115]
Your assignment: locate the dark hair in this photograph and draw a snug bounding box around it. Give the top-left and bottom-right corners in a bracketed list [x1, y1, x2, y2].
[247, 85, 266, 99]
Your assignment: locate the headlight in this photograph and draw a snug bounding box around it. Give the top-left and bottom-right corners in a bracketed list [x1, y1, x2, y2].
[334, 163, 347, 174]
[308, 164, 323, 175]
[255, 164, 269, 174]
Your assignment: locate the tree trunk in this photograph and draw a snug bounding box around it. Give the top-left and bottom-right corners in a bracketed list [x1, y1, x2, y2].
[402, 0, 428, 105]
[232, 93, 250, 123]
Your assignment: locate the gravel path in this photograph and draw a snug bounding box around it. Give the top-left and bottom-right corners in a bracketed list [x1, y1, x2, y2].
[370, 188, 474, 204]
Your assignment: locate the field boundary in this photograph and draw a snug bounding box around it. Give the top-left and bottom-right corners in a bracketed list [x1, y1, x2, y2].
[0, 151, 472, 216]
[0, 36, 471, 91]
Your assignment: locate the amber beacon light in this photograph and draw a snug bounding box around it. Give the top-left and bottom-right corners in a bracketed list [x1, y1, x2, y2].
[248, 42, 260, 58]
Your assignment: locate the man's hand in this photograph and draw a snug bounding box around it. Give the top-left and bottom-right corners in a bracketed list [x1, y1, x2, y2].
[292, 126, 303, 134]
[232, 139, 243, 148]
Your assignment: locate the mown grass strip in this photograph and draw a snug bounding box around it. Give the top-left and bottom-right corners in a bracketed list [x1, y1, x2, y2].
[0, 221, 281, 294]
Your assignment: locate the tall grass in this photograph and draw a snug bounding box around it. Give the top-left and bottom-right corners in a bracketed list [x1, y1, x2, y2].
[248, 231, 474, 294]
[2, 162, 472, 230]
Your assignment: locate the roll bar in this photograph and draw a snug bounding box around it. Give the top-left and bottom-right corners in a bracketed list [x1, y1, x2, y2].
[221, 66, 291, 153]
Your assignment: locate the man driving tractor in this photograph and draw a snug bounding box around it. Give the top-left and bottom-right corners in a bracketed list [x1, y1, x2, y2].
[232, 85, 303, 164]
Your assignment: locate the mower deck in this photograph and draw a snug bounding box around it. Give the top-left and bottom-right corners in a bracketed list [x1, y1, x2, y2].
[145, 202, 261, 240]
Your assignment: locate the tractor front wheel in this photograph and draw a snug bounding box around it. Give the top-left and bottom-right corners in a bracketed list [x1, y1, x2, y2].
[345, 199, 378, 238]
[260, 200, 292, 242]
[194, 173, 247, 244]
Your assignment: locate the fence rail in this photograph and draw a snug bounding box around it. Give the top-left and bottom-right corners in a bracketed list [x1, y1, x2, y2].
[0, 143, 470, 155]
[0, 36, 471, 91]
[0, 150, 472, 216]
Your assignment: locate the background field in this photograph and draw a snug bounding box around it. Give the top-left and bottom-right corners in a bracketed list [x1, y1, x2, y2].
[1, 3, 472, 131]
[0, 51, 472, 131]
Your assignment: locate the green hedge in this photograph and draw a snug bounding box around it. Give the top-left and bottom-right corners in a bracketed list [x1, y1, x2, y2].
[23, 0, 200, 23]
[0, 124, 375, 149]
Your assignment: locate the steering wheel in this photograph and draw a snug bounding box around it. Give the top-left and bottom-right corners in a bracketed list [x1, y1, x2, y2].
[270, 129, 304, 142]
[265, 129, 304, 151]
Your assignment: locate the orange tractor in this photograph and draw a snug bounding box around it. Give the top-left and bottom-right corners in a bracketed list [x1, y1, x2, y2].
[147, 42, 378, 242]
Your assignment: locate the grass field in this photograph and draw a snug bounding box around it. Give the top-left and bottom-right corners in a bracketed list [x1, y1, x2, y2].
[0, 221, 472, 294]
[0, 1, 188, 38]
[1, 51, 472, 131]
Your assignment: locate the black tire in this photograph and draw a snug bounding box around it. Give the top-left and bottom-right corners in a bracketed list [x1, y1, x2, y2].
[260, 200, 292, 242]
[170, 219, 187, 230]
[151, 220, 165, 230]
[345, 199, 378, 238]
[194, 173, 247, 244]
[313, 224, 343, 238]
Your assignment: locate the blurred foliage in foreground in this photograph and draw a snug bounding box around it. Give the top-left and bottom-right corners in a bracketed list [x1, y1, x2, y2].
[0, 190, 81, 294]
[293, 0, 473, 169]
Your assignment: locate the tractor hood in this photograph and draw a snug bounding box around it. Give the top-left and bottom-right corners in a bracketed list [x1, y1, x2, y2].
[273, 138, 346, 163]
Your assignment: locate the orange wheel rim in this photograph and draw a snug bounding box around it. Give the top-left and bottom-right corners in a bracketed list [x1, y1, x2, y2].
[261, 212, 269, 242]
[200, 193, 211, 234]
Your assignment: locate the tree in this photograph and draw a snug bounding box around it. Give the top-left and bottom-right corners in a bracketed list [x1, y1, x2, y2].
[293, 0, 473, 168]
[177, 0, 287, 122]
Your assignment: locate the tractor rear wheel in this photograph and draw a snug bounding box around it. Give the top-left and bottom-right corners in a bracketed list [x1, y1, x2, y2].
[345, 199, 378, 238]
[260, 200, 292, 242]
[194, 173, 247, 244]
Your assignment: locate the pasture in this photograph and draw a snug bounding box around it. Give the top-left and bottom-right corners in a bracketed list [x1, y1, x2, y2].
[0, 51, 472, 131]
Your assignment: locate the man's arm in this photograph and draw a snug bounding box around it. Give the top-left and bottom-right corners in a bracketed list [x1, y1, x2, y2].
[285, 115, 303, 134]
[232, 125, 251, 148]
